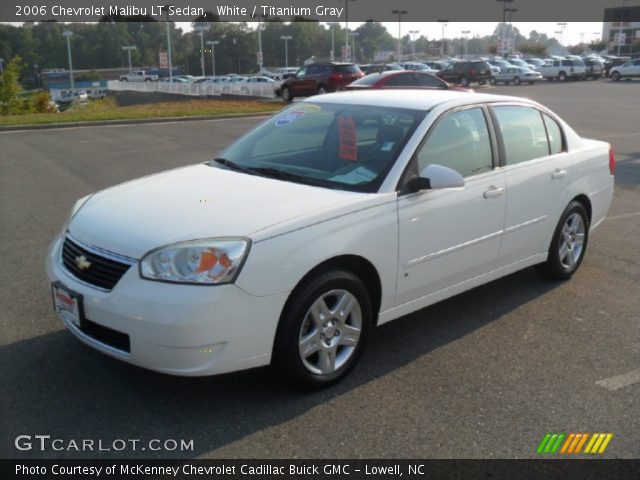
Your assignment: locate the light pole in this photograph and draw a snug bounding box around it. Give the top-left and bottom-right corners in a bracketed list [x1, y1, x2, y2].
[349, 31, 359, 63]
[461, 30, 470, 58]
[438, 20, 448, 57]
[122, 46, 136, 73]
[206, 40, 219, 77]
[392, 9, 407, 59]
[194, 25, 208, 77]
[62, 30, 74, 92]
[506, 8, 517, 54]
[256, 15, 265, 73]
[496, 0, 514, 56]
[557, 22, 567, 46]
[341, 0, 356, 61]
[328, 22, 340, 62]
[616, 0, 629, 56]
[409, 30, 419, 59]
[280, 35, 292, 68]
[162, 6, 174, 82]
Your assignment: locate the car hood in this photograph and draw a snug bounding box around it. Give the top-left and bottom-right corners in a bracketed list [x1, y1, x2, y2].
[69, 164, 368, 259]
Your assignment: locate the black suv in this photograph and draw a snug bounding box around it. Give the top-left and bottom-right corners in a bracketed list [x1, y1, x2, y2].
[436, 61, 493, 87]
[277, 62, 363, 102]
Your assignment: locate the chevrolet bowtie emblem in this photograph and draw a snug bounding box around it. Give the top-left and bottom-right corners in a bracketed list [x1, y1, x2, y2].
[74, 255, 91, 270]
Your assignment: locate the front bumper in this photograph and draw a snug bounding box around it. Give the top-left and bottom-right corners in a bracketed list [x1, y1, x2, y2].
[46, 234, 289, 376]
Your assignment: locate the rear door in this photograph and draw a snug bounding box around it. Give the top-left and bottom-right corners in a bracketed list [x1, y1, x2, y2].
[490, 104, 573, 266]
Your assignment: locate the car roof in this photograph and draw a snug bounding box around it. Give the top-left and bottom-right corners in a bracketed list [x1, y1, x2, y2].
[304, 89, 533, 111]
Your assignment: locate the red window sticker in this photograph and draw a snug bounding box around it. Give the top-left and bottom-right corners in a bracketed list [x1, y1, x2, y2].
[338, 115, 358, 162]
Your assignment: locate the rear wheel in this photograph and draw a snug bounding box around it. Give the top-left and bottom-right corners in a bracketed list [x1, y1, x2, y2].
[611, 71, 621, 81]
[317, 84, 328, 94]
[272, 269, 372, 389]
[478, 80, 486, 86]
[459, 77, 470, 87]
[558, 71, 567, 82]
[513, 76, 521, 85]
[537, 201, 589, 280]
[489, 77, 497, 85]
[281, 86, 293, 102]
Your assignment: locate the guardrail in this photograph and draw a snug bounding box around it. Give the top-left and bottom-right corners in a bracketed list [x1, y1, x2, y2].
[107, 80, 277, 98]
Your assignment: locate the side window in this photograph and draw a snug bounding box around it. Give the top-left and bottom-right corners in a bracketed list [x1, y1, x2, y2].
[296, 67, 307, 77]
[542, 113, 564, 154]
[386, 74, 413, 86]
[417, 74, 443, 87]
[494, 106, 550, 165]
[415, 107, 493, 178]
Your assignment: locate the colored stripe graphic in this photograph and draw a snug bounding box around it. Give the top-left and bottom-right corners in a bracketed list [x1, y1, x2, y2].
[537, 433, 565, 454]
[585, 433, 614, 454]
[540, 433, 614, 454]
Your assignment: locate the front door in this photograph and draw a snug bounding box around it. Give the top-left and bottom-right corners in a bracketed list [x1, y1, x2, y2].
[396, 106, 506, 305]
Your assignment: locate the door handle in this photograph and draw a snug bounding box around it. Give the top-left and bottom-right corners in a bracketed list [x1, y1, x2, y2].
[551, 168, 567, 180]
[483, 185, 505, 199]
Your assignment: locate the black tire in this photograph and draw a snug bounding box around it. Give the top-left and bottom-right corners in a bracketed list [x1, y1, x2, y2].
[611, 71, 621, 81]
[281, 86, 293, 102]
[478, 80, 486, 86]
[489, 77, 496, 85]
[317, 84, 327, 94]
[144, 78, 151, 82]
[459, 77, 470, 87]
[120, 78, 128, 82]
[536, 201, 590, 281]
[558, 71, 567, 82]
[272, 268, 373, 389]
[527, 81, 535, 85]
[513, 76, 521, 85]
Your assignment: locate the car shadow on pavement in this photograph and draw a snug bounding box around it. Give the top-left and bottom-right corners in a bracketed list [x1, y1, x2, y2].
[2, 268, 560, 459]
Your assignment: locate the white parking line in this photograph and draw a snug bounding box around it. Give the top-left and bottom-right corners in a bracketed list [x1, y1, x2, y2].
[606, 212, 640, 221]
[595, 368, 640, 390]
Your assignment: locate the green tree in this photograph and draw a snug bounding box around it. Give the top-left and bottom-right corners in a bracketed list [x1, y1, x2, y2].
[0, 56, 24, 114]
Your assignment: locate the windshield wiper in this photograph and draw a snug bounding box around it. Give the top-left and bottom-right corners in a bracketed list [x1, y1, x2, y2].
[211, 157, 257, 175]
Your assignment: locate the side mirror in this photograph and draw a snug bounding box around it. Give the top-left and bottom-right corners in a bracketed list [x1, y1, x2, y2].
[408, 164, 465, 192]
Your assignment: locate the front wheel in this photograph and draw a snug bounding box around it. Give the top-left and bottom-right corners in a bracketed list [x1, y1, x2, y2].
[317, 84, 328, 94]
[513, 76, 521, 85]
[536, 201, 589, 280]
[611, 71, 621, 81]
[489, 77, 496, 85]
[272, 269, 372, 389]
[459, 77, 470, 87]
[281, 86, 293, 102]
[558, 72, 567, 82]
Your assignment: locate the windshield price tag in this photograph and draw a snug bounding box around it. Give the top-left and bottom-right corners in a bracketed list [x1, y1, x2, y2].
[338, 115, 358, 162]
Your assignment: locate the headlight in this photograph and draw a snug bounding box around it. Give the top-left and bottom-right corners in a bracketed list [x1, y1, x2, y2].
[62, 194, 93, 235]
[140, 238, 250, 285]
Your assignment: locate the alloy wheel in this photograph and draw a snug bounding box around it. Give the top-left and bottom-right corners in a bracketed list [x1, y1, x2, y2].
[298, 289, 362, 375]
[558, 213, 585, 270]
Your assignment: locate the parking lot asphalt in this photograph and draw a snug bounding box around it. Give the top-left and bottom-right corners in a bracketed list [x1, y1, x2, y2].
[1, 81, 638, 459]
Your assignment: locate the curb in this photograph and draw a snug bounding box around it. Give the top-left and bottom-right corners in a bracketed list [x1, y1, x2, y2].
[0, 111, 278, 132]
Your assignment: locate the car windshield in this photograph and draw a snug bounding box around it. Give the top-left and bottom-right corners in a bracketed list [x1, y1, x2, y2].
[211, 102, 424, 193]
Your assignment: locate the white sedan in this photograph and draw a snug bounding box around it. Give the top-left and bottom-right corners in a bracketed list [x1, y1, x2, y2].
[47, 90, 614, 388]
[491, 66, 543, 85]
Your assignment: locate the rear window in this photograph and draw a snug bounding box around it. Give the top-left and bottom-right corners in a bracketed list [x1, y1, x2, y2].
[335, 65, 362, 74]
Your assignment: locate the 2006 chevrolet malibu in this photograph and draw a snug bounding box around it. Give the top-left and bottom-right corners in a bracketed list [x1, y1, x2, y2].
[47, 90, 615, 388]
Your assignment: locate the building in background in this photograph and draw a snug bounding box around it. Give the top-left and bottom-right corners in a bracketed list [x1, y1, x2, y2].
[603, 5, 640, 56]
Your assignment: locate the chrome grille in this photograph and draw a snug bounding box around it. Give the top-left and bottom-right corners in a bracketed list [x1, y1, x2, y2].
[61, 236, 132, 290]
